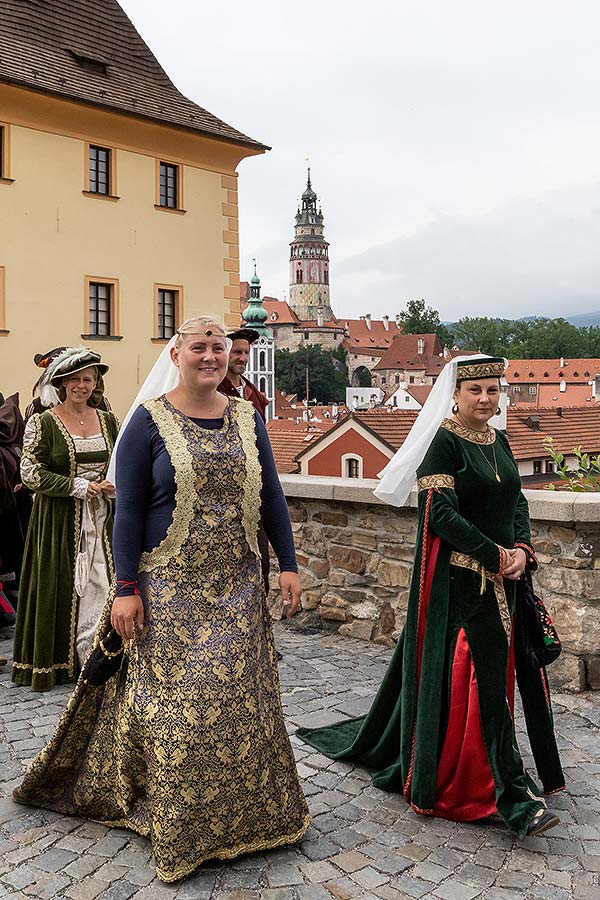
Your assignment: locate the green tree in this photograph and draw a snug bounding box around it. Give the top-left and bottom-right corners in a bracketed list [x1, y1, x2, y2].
[398, 299, 454, 347]
[275, 345, 348, 402]
[520, 318, 585, 359]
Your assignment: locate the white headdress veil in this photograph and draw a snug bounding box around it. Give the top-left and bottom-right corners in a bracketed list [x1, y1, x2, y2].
[107, 327, 232, 485]
[373, 354, 507, 507]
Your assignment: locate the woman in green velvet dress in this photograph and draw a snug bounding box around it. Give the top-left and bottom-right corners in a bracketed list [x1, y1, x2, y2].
[298, 356, 562, 838]
[12, 349, 118, 691]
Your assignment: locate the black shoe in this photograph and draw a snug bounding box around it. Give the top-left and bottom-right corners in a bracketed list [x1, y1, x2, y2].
[527, 810, 560, 836]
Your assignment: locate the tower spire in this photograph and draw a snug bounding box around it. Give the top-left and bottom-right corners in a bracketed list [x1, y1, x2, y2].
[289, 168, 332, 321]
[242, 260, 271, 337]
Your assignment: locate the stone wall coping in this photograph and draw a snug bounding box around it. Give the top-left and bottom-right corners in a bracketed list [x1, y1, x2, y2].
[279, 474, 600, 522]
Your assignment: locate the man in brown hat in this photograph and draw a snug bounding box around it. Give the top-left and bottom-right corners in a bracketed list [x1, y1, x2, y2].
[218, 329, 268, 421]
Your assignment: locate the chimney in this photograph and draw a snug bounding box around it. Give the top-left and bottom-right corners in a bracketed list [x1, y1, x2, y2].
[395, 314, 402, 329]
[360, 315, 365, 322]
[365, 313, 372, 330]
[417, 338, 425, 355]
[317, 305, 324, 327]
[382, 315, 389, 331]
[560, 357, 564, 367]
[525, 415, 541, 431]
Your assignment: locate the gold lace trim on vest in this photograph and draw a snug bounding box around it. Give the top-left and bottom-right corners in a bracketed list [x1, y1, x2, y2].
[232, 398, 261, 558]
[139, 398, 196, 573]
[450, 550, 511, 643]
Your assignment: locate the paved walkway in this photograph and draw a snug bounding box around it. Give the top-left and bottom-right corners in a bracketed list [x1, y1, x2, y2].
[0, 624, 599, 900]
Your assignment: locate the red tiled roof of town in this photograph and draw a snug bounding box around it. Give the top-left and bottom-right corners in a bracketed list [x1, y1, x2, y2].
[505, 406, 600, 460]
[506, 359, 600, 384]
[266, 419, 334, 473]
[267, 417, 334, 433]
[0, 1, 266, 149]
[406, 385, 433, 406]
[242, 299, 299, 325]
[353, 409, 420, 450]
[240, 281, 250, 301]
[343, 318, 400, 353]
[274, 389, 296, 418]
[373, 333, 443, 373]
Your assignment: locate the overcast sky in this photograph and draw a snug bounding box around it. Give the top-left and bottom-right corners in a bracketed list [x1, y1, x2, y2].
[122, 0, 600, 321]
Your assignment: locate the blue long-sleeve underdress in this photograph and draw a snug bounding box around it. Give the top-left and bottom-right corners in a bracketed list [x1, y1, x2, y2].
[113, 404, 297, 595]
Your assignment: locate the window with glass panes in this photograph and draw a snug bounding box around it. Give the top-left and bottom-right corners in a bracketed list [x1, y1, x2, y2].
[157, 288, 177, 338]
[89, 145, 110, 194]
[159, 162, 178, 208]
[346, 458, 360, 478]
[89, 282, 111, 335]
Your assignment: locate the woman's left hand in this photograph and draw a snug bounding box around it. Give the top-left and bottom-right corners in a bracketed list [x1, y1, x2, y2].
[279, 571, 302, 618]
[503, 548, 527, 580]
[98, 480, 116, 498]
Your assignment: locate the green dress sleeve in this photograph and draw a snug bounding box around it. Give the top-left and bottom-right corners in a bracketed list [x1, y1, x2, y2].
[496, 431, 538, 570]
[417, 428, 501, 574]
[20, 413, 75, 497]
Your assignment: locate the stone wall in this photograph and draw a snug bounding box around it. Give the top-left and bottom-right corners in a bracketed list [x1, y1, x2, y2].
[275, 476, 600, 693]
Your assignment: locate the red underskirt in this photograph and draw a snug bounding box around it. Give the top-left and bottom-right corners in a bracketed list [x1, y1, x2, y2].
[414, 530, 515, 821]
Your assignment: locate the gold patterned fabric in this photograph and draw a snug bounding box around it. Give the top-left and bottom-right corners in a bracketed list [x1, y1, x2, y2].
[417, 474, 455, 492]
[441, 417, 497, 445]
[449, 550, 511, 644]
[455, 360, 506, 380]
[14, 396, 310, 882]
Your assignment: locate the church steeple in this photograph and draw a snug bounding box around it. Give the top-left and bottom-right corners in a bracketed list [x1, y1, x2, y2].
[289, 168, 332, 321]
[242, 259, 271, 337]
[241, 260, 274, 420]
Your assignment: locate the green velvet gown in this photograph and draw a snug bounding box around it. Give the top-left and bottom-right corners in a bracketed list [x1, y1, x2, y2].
[12, 409, 118, 691]
[298, 418, 547, 839]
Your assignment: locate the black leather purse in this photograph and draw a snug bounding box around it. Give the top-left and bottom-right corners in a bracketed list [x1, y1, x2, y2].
[516, 573, 561, 668]
[81, 628, 126, 686]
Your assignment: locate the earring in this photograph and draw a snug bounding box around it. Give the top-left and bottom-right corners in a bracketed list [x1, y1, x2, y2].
[495, 407, 501, 415]
[452, 403, 459, 414]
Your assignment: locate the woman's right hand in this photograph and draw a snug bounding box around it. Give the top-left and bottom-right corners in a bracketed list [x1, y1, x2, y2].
[111, 594, 145, 640]
[86, 481, 102, 500]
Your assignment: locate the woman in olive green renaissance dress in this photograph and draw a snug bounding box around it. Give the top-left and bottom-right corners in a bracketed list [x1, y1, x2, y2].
[298, 355, 563, 839]
[12, 349, 117, 691]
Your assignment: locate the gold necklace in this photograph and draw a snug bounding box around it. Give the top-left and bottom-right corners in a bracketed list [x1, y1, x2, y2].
[477, 442, 501, 482]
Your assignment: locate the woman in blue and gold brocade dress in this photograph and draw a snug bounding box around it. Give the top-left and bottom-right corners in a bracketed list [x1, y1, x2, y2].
[14, 317, 310, 882]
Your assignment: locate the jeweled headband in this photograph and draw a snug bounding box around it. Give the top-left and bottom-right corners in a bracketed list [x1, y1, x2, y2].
[455, 358, 505, 381]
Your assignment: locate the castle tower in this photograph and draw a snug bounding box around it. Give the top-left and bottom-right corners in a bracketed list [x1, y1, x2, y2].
[289, 169, 333, 322]
[242, 261, 275, 421]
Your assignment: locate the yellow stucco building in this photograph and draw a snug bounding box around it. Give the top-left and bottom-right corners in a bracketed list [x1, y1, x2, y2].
[0, 0, 266, 416]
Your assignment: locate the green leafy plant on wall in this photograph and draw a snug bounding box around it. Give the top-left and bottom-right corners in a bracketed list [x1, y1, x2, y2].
[544, 437, 600, 492]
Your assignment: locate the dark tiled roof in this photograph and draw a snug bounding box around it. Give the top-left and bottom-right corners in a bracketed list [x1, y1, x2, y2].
[0, 0, 267, 149]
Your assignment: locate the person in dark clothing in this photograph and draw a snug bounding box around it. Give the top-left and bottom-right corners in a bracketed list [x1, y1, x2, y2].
[220, 328, 273, 593]
[219, 329, 269, 421]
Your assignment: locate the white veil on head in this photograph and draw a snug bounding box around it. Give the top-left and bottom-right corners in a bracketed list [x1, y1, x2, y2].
[107, 319, 232, 485]
[372, 354, 507, 508]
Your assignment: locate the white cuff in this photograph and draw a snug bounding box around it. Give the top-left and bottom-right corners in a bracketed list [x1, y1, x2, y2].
[71, 477, 89, 499]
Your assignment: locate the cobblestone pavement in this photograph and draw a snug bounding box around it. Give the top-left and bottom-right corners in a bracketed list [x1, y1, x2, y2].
[1, 623, 599, 900]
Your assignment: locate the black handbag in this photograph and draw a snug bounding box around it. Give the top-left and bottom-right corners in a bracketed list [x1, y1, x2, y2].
[81, 628, 126, 686]
[516, 573, 561, 668]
